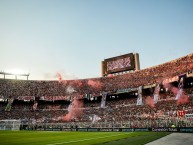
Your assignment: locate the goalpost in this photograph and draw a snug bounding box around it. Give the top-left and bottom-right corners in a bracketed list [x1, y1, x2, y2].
[0, 120, 21, 130]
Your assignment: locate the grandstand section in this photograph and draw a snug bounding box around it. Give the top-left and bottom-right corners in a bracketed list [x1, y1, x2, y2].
[0, 53, 193, 131]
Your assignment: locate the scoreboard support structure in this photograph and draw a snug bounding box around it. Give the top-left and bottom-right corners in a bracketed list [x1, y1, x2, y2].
[134, 53, 140, 71]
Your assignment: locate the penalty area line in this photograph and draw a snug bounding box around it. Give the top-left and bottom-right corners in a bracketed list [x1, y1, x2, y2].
[47, 132, 132, 145]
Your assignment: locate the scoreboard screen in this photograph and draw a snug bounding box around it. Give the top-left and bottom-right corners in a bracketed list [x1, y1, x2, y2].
[103, 53, 135, 74]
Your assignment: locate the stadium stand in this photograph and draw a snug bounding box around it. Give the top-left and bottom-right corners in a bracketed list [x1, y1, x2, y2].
[0, 53, 193, 130]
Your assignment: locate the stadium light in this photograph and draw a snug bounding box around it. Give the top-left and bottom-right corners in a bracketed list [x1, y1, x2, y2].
[6, 69, 29, 75]
[1, 69, 30, 80]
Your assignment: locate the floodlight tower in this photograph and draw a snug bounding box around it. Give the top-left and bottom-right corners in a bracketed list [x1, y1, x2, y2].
[0, 71, 30, 80]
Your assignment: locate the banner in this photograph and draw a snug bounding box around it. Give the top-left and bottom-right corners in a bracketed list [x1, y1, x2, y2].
[175, 74, 186, 100]
[33, 127, 193, 133]
[32, 102, 38, 110]
[67, 103, 72, 112]
[153, 84, 160, 103]
[5, 97, 14, 111]
[185, 114, 193, 118]
[143, 84, 156, 89]
[177, 110, 186, 117]
[152, 127, 178, 132]
[92, 114, 101, 124]
[136, 86, 143, 105]
[101, 92, 107, 108]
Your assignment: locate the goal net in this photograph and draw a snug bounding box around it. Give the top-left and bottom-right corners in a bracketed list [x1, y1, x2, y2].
[0, 120, 21, 130]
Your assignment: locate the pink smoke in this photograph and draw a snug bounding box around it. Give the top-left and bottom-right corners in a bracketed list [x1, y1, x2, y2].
[145, 96, 155, 108]
[162, 81, 189, 105]
[87, 80, 102, 89]
[107, 74, 113, 78]
[162, 80, 172, 90]
[189, 63, 193, 69]
[73, 80, 82, 87]
[63, 99, 83, 121]
[171, 86, 179, 94]
[57, 72, 63, 82]
[177, 94, 189, 105]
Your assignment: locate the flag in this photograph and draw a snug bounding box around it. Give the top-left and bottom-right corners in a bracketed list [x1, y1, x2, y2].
[5, 97, 14, 111]
[175, 74, 186, 100]
[101, 92, 107, 108]
[89, 116, 93, 121]
[92, 114, 101, 124]
[153, 84, 160, 103]
[32, 102, 38, 110]
[5, 103, 12, 111]
[177, 110, 186, 117]
[67, 103, 72, 112]
[136, 86, 143, 105]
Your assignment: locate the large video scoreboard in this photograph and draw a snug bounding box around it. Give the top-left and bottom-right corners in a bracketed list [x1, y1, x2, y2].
[101, 53, 140, 76]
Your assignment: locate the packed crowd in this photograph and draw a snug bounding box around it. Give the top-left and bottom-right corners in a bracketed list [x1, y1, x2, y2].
[0, 87, 193, 128]
[0, 53, 193, 128]
[0, 53, 193, 98]
[102, 53, 193, 92]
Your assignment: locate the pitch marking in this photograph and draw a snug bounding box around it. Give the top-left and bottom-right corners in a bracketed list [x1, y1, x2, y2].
[47, 132, 132, 145]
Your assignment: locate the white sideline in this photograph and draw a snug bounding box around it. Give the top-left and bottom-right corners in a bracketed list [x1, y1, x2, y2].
[47, 133, 131, 145]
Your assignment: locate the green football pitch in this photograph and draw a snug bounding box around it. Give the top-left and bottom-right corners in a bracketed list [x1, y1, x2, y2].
[0, 131, 170, 145]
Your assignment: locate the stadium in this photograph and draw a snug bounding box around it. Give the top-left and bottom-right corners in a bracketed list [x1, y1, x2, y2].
[1, 1, 193, 145]
[0, 53, 193, 145]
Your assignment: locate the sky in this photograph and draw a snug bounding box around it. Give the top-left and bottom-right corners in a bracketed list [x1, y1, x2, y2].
[0, 0, 193, 80]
